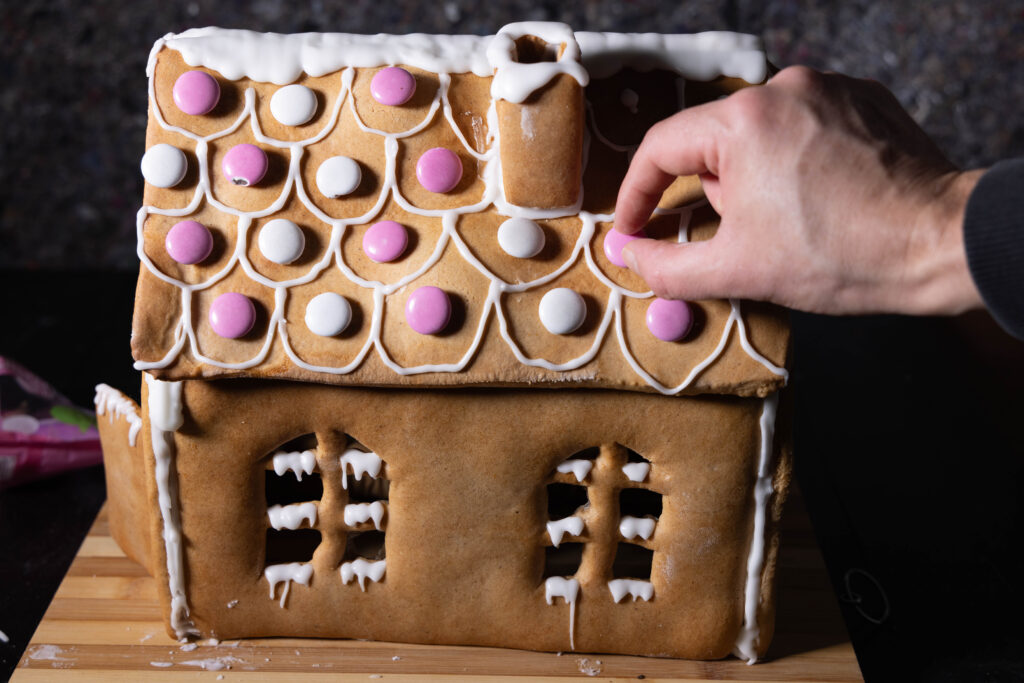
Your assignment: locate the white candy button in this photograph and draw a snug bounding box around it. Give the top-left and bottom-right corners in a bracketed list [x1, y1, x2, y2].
[539, 288, 587, 335]
[316, 156, 362, 198]
[271, 84, 318, 126]
[497, 217, 545, 258]
[305, 292, 353, 337]
[141, 143, 188, 188]
[258, 219, 305, 264]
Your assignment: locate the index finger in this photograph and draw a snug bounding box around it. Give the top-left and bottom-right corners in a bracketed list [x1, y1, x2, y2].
[613, 103, 723, 235]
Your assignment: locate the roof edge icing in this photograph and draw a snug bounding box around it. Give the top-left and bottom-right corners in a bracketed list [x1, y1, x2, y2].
[149, 23, 767, 87]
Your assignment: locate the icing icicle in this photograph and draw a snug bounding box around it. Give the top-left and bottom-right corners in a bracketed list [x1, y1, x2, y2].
[608, 579, 654, 603]
[267, 502, 317, 530]
[556, 458, 593, 482]
[621, 462, 650, 483]
[619, 516, 656, 541]
[94, 384, 143, 446]
[339, 448, 383, 488]
[546, 516, 585, 548]
[340, 558, 386, 591]
[344, 501, 386, 530]
[272, 450, 317, 480]
[264, 562, 314, 608]
[544, 576, 580, 651]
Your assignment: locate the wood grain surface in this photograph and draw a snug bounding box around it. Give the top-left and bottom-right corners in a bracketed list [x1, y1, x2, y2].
[14, 486, 862, 681]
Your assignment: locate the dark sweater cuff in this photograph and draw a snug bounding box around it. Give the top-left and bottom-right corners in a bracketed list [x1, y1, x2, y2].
[963, 158, 1024, 340]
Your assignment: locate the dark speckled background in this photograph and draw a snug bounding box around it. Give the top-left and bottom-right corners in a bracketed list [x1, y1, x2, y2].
[1, 0, 1022, 269]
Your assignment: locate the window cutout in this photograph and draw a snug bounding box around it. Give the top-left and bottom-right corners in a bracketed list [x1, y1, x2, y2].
[543, 543, 584, 579]
[345, 475, 390, 502]
[278, 433, 318, 453]
[620, 488, 662, 519]
[266, 470, 323, 506]
[625, 448, 648, 463]
[344, 530, 386, 561]
[555, 447, 599, 483]
[547, 483, 588, 520]
[612, 543, 653, 579]
[514, 35, 559, 64]
[265, 529, 321, 565]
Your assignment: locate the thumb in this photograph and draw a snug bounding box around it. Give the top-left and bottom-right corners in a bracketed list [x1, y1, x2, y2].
[622, 238, 739, 301]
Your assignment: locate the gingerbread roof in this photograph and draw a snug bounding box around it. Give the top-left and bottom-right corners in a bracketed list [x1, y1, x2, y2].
[131, 22, 788, 396]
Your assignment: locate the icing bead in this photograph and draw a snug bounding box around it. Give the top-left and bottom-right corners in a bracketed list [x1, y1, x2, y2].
[209, 292, 256, 339]
[497, 218, 545, 259]
[362, 220, 408, 263]
[416, 148, 462, 194]
[258, 218, 305, 264]
[405, 286, 451, 335]
[270, 84, 318, 126]
[603, 227, 646, 268]
[165, 220, 213, 265]
[305, 292, 353, 337]
[646, 297, 693, 342]
[316, 155, 362, 198]
[370, 66, 416, 106]
[172, 70, 220, 116]
[539, 288, 586, 335]
[141, 143, 188, 188]
[222, 143, 268, 186]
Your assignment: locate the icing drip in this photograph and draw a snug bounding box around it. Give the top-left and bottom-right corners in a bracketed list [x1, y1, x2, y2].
[272, 450, 316, 480]
[733, 392, 779, 665]
[344, 501, 386, 530]
[338, 448, 383, 489]
[267, 502, 317, 530]
[621, 462, 650, 483]
[145, 375, 198, 638]
[137, 27, 788, 396]
[94, 383, 143, 446]
[556, 458, 593, 482]
[546, 516, 585, 547]
[619, 515, 656, 541]
[544, 576, 580, 650]
[608, 578, 654, 603]
[487, 22, 589, 104]
[340, 558, 386, 591]
[264, 562, 313, 608]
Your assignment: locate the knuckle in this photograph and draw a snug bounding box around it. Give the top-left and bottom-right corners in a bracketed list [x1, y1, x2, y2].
[771, 65, 824, 92]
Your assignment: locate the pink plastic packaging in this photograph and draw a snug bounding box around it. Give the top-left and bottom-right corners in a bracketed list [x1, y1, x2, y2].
[0, 357, 102, 489]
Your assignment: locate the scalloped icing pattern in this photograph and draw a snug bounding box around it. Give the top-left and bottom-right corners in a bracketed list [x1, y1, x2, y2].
[135, 25, 786, 396]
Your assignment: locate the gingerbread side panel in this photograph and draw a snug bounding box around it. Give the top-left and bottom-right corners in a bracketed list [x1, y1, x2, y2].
[165, 380, 780, 659]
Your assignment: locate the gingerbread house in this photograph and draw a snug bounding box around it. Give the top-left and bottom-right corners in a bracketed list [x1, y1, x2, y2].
[96, 22, 791, 662]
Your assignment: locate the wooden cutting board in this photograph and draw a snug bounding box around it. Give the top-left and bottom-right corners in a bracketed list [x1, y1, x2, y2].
[14, 486, 862, 681]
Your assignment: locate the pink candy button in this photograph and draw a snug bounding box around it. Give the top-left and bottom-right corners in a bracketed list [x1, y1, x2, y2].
[165, 220, 213, 265]
[222, 144, 268, 186]
[603, 227, 646, 268]
[371, 67, 416, 106]
[209, 292, 256, 339]
[363, 220, 408, 263]
[416, 148, 462, 194]
[405, 286, 451, 335]
[173, 71, 220, 116]
[645, 297, 693, 342]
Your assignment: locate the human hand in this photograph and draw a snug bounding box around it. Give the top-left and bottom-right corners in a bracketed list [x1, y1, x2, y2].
[614, 66, 985, 316]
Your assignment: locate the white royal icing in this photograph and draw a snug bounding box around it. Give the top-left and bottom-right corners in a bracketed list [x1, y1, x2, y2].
[145, 375, 198, 638]
[497, 217, 545, 258]
[556, 458, 593, 482]
[270, 84, 318, 126]
[258, 218, 305, 264]
[141, 143, 188, 188]
[339, 448, 383, 489]
[733, 392, 779, 665]
[608, 578, 654, 603]
[315, 155, 362, 198]
[340, 558, 386, 591]
[544, 576, 580, 650]
[344, 501, 385, 530]
[267, 501, 317, 530]
[546, 515, 585, 547]
[539, 288, 587, 335]
[94, 383, 143, 446]
[487, 22, 589, 104]
[619, 515, 656, 541]
[305, 292, 352, 337]
[136, 24, 787, 398]
[264, 561, 313, 608]
[621, 462, 650, 483]
[272, 449, 317, 480]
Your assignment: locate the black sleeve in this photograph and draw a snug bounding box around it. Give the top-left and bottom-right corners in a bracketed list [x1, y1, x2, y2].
[963, 158, 1024, 340]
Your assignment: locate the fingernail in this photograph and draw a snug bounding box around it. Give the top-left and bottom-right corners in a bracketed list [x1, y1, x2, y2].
[622, 245, 638, 271]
